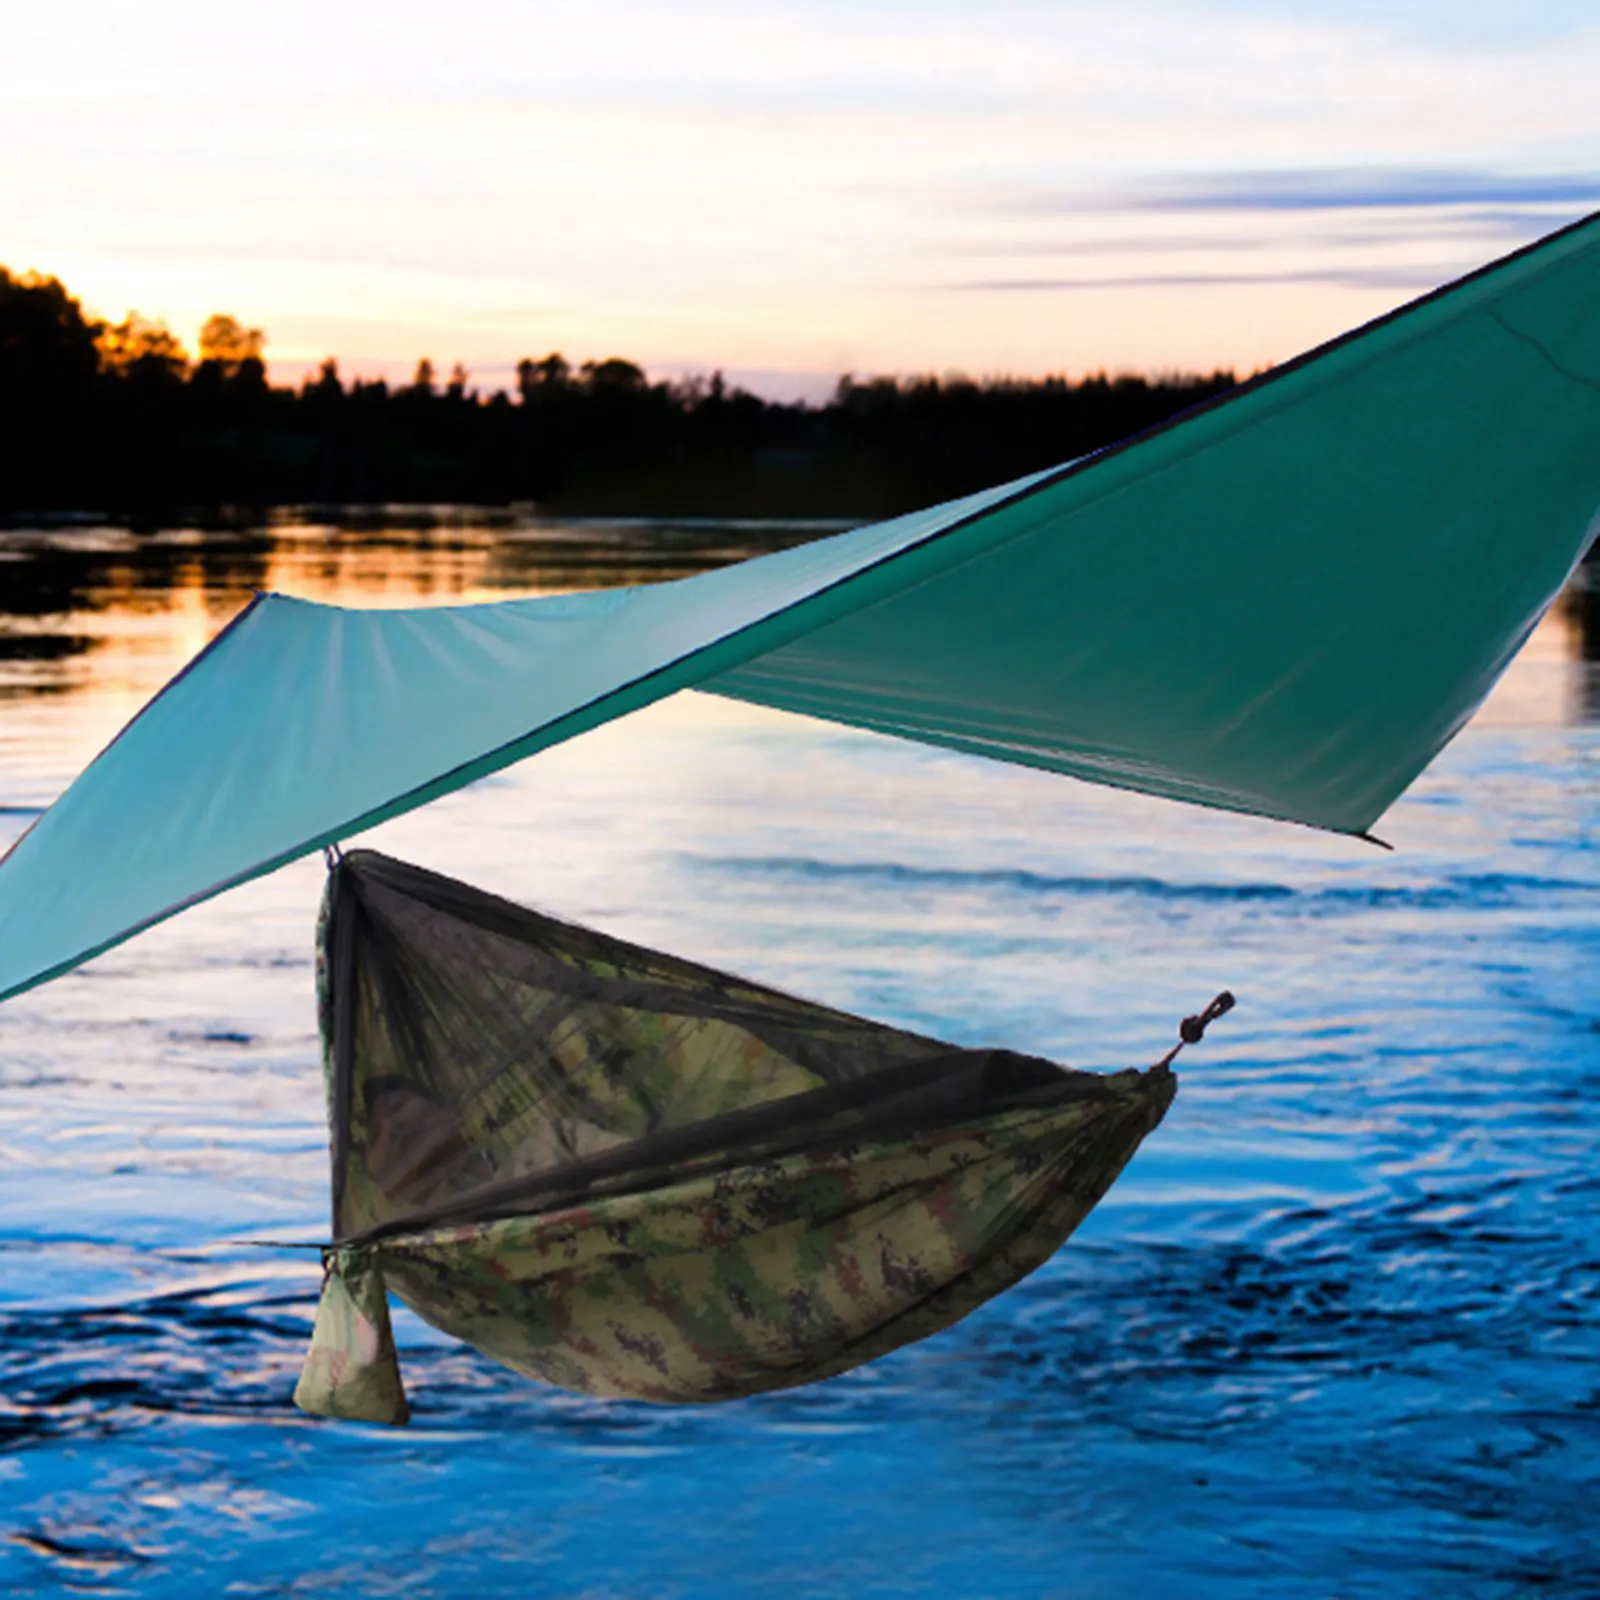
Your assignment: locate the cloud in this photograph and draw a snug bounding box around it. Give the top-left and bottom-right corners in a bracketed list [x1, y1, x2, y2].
[8, 3, 1600, 378]
[1109, 168, 1600, 215]
[951, 266, 1457, 294]
[930, 176, 1591, 303]
[937, 208, 1554, 260]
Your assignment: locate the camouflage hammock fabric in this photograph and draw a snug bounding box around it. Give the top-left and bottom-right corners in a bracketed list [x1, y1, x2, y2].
[295, 851, 1186, 1426]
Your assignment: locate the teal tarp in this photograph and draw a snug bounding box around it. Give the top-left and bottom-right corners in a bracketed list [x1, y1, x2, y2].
[2, 214, 1599, 1002]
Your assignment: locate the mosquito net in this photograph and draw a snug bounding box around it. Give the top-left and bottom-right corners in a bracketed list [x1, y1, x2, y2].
[295, 851, 1185, 1423]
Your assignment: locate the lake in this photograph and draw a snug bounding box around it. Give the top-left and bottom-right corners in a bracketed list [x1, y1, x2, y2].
[0, 514, 1596, 1598]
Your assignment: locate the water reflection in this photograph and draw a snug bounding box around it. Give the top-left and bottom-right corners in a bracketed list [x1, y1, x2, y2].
[0, 516, 842, 704]
[1574, 564, 1600, 721]
[0, 515, 1593, 727]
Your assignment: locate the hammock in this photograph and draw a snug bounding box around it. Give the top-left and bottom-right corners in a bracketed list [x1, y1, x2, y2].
[291, 851, 1218, 1425]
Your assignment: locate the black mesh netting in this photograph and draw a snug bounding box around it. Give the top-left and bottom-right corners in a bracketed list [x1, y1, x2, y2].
[322, 850, 1137, 1245]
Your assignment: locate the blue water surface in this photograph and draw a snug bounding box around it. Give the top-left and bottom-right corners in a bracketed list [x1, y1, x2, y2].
[0, 520, 1595, 1598]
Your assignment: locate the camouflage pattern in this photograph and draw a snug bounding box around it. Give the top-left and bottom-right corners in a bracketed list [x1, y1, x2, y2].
[294, 1245, 409, 1425]
[296, 1063, 1174, 1425]
[313, 861, 953, 1243]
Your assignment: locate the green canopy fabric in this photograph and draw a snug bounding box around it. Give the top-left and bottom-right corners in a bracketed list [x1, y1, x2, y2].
[2, 213, 1599, 1003]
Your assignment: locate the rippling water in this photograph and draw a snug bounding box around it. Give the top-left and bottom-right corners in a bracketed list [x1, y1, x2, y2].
[0, 516, 1596, 1597]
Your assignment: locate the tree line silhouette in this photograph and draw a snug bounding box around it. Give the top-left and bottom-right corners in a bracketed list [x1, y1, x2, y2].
[1, 265, 1241, 520]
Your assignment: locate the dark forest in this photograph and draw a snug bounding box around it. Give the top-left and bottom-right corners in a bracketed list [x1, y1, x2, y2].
[1, 265, 1241, 521]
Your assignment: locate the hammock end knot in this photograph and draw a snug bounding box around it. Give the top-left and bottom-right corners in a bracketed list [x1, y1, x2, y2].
[1179, 990, 1235, 1044]
[1156, 990, 1236, 1071]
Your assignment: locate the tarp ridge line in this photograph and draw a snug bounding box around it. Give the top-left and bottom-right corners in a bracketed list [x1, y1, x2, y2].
[1487, 307, 1600, 395]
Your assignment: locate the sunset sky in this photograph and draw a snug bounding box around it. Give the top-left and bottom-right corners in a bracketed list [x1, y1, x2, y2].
[5, 0, 1600, 398]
